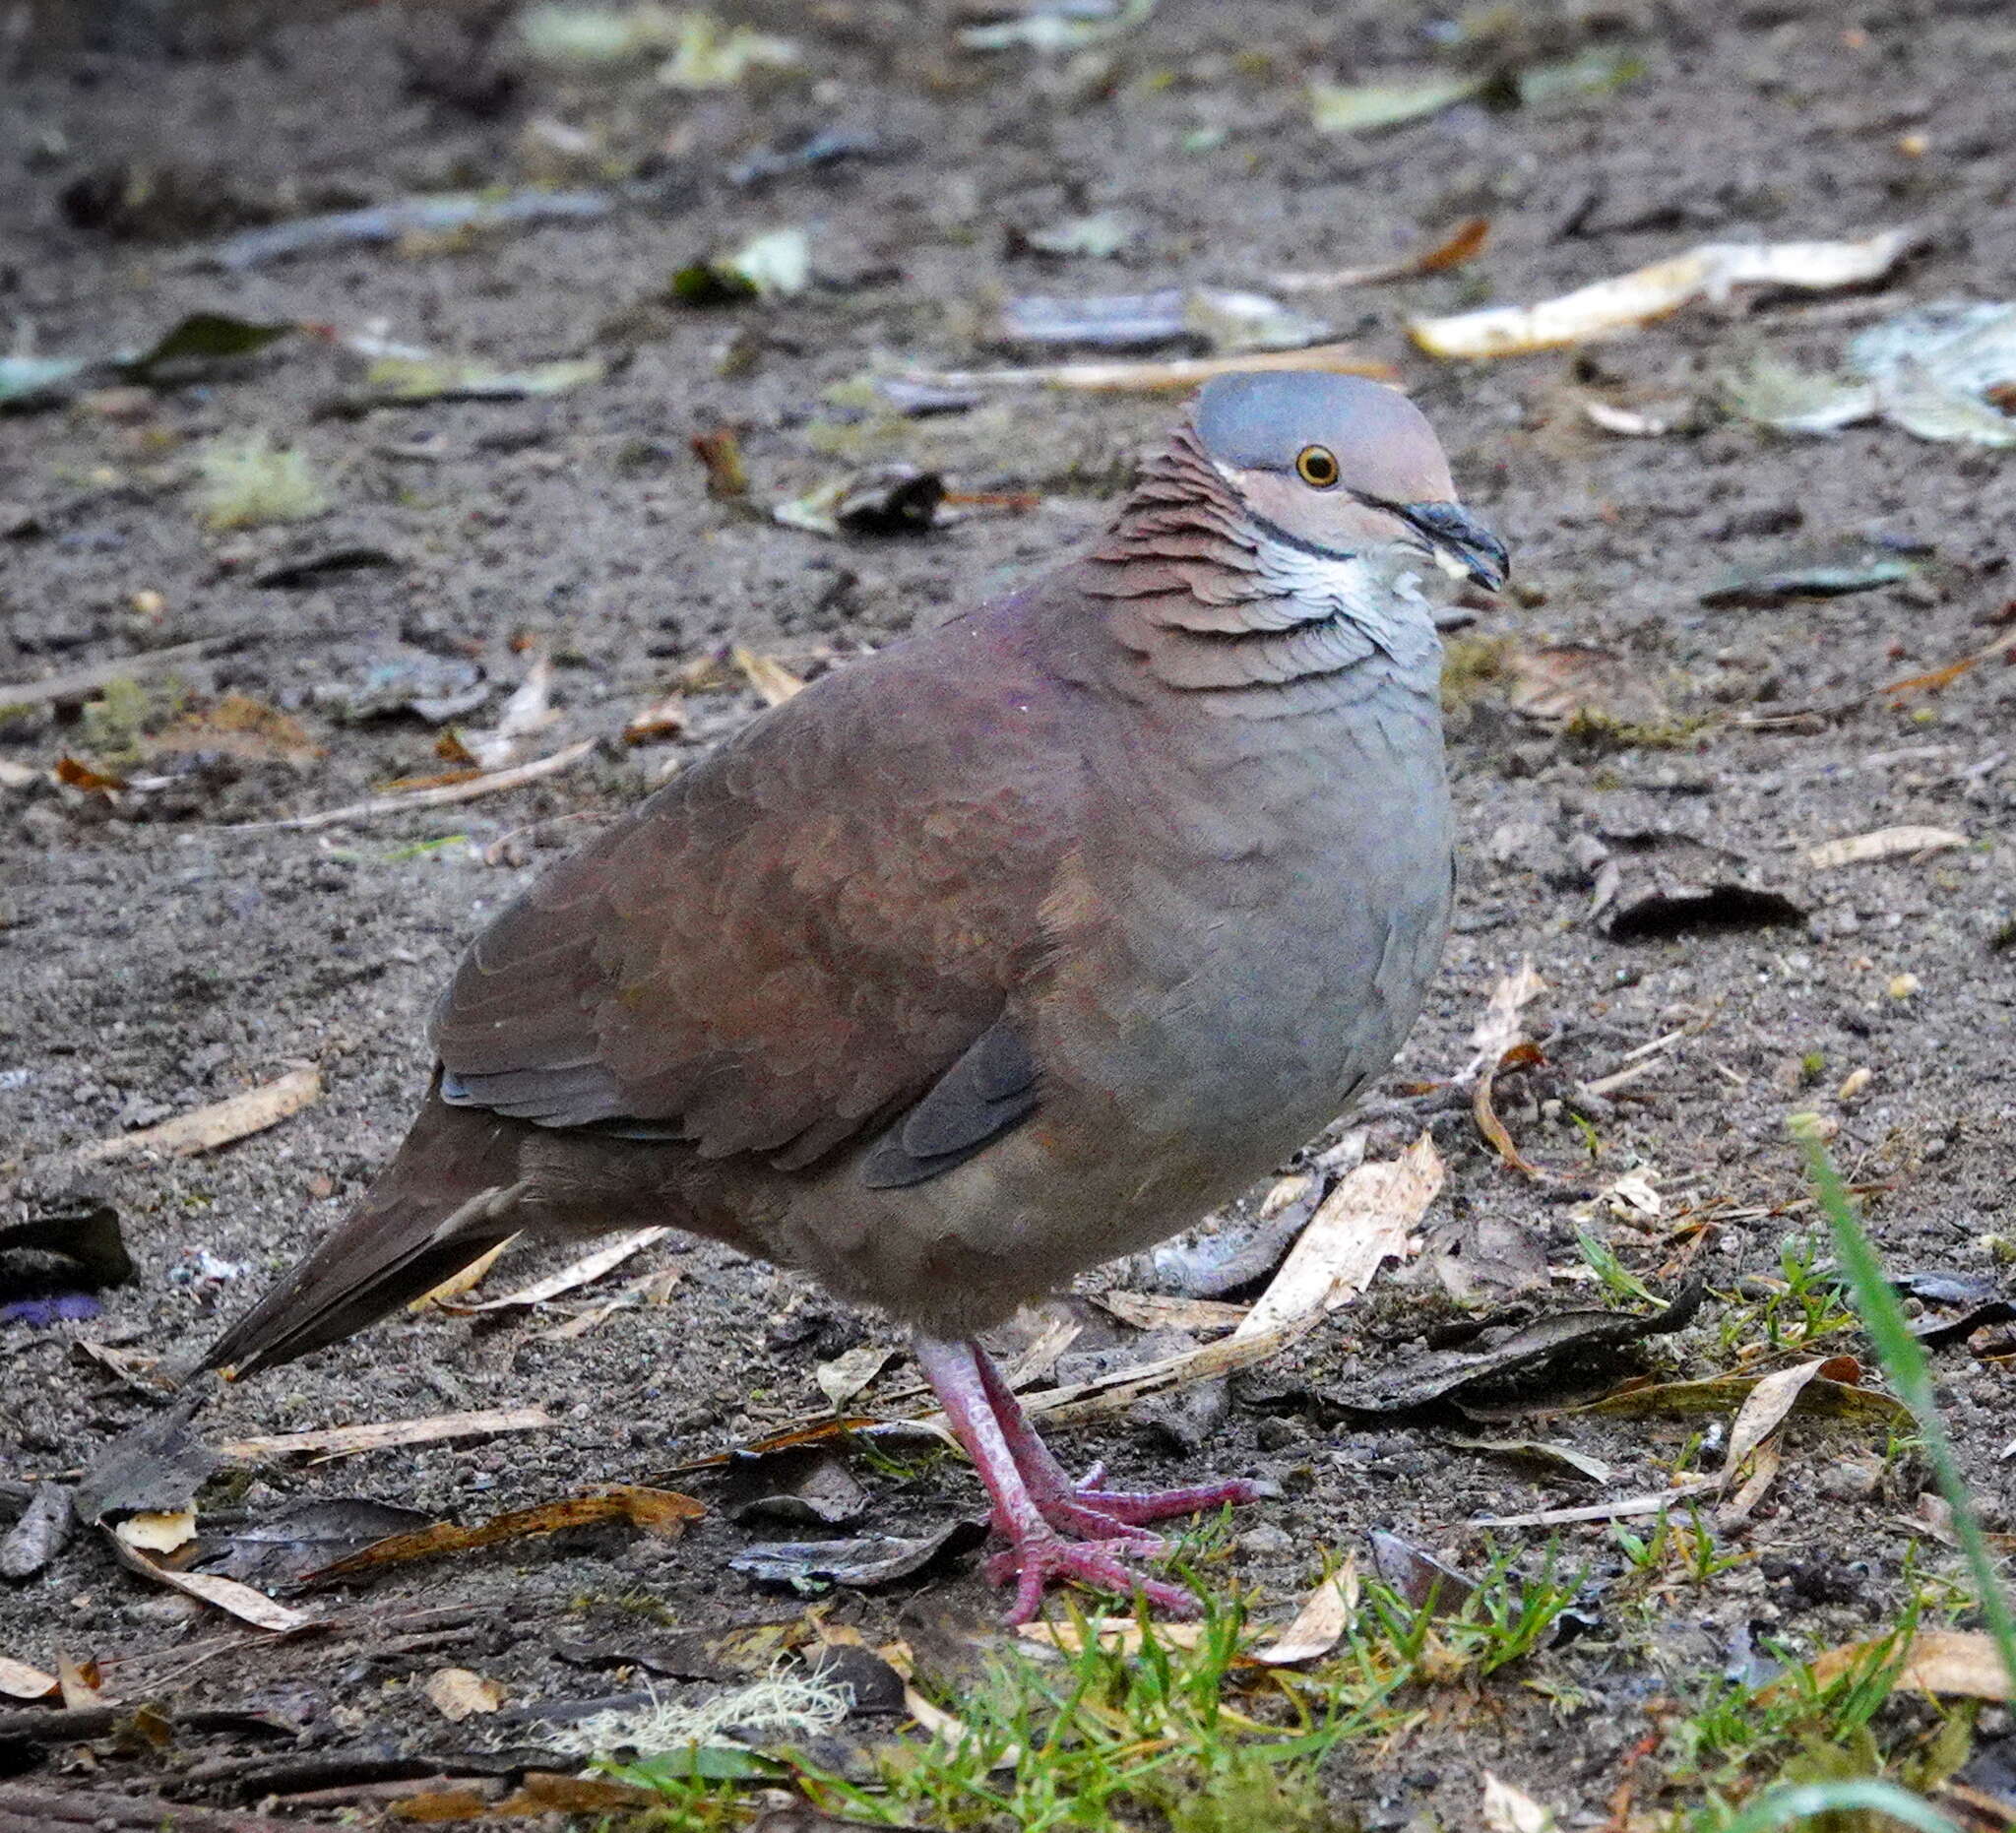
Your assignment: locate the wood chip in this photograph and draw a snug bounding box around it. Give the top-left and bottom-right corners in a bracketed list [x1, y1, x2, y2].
[0, 1656, 58, 1701]
[1805, 825, 1969, 870]
[1236, 1133, 1441, 1339]
[1253, 1560, 1361, 1665]
[215, 1406, 552, 1461]
[890, 343, 1396, 395]
[423, 1666, 507, 1721]
[1411, 228, 1920, 359]
[104, 1531, 313, 1633]
[74, 1068, 320, 1165]
[440, 1230, 669, 1312]
[231, 737, 596, 833]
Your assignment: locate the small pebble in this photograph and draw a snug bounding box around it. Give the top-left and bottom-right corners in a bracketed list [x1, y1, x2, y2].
[1237, 1524, 1293, 1557]
[1887, 973, 1922, 1000]
[1837, 1066, 1873, 1102]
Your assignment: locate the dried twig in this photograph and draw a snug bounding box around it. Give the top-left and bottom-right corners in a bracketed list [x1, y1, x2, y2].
[228, 739, 596, 833]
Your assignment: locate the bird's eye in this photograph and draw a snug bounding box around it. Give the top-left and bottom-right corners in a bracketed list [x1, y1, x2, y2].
[1295, 445, 1340, 488]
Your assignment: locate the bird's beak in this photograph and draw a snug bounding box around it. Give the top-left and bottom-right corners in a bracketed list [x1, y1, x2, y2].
[1400, 501, 1510, 592]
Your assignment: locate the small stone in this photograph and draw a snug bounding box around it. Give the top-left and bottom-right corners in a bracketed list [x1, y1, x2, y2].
[1237, 1523, 1293, 1557]
[1837, 1066, 1873, 1103]
[1817, 1458, 1882, 1501]
[1887, 973, 1922, 1000]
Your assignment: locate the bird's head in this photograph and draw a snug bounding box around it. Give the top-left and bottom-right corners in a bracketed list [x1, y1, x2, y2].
[1191, 371, 1508, 592]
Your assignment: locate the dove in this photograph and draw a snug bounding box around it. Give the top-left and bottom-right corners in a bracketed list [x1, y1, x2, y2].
[207, 371, 1506, 1620]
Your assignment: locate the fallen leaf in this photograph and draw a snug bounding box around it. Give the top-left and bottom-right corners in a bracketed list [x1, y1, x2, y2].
[732, 646, 807, 706]
[1579, 1370, 1907, 1428]
[105, 1530, 314, 1632]
[1368, 1532, 1479, 1612]
[56, 1653, 102, 1710]
[1461, 959, 1547, 1082]
[1309, 71, 1485, 135]
[424, 1666, 508, 1721]
[725, 1451, 869, 1530]
[215, 1405, 554, 1459]
[730, 1519, 987, 1593]
[74, 1067, 320, 1164]
[1723, 1357, 1847, 1481]
[360, 354, 604, 404]
[441, 1228, 669, 1313]
[1236, 1134, 1442, 1338]
[1425, 1210, 1550, 1303]
[75, 1394, 219, 1528]
[1505, 645, 1673, 732]
[1483, 1772, 1561, 1833]
[1802, 1628, 2012, 1702]
[1275, 219, 1489, 292]
[815, 1344, 899, 1411]
[1806, 825, 1968, 870]
[1444, 1437, 1614, 1485]
[1254, 1560, 1361, 1664]
[196, 1496, 435, 1585]
[690, 423, 748, 497]
[410, 1234, 520, 1310]
[1411, 228, 1920, 360]
[657, 13, 797, 89]
[0, 1656, 59, 1701]
[624, 693, 688, 743]
[301, 1485, 703, 1584]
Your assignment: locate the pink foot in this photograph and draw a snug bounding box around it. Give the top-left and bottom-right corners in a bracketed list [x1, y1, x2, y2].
[986, 1533, 1201, 1626]
[913, 1335, 1265, 1622]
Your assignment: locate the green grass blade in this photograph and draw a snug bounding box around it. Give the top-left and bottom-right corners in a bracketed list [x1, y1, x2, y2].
[1791, 1114, 2016, 1691]
[1720, 1777, 1962, 1833]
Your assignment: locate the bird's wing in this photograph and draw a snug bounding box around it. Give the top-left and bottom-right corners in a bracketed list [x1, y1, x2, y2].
[430, 615, 1076, 1172]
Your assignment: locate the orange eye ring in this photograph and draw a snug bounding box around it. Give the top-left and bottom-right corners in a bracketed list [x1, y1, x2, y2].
[1295, 445, 1340, 488]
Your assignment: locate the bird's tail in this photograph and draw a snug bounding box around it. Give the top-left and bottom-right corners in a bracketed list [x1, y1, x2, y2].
[204, 1075, 526, 1378]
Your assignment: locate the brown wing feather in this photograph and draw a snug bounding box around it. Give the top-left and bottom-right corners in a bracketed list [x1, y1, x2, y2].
[431, 601, 1084, 1168]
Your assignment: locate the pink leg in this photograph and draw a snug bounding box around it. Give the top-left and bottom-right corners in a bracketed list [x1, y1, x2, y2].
[913, 1334, 1260, 1623]
[970, 1345, 1265, 1530]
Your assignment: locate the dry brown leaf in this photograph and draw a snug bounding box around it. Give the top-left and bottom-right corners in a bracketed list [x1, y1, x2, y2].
[75, 1067, 320, 1165]
[410, 1233, 520, 1310]
[423, 1666, 508, 1721]
[150, 693, 322, 764]
[1014, 1317, 1312, 1428]
[1411, 228, 1919, 359]
[1236, 1133, 1442, 1339]
[105, 1531, 313, 1632]
[1254, 1560, 1361, 1665]
[1000, 1310, 1084, 1388]
[442, 1228, 669, 1313]
[1722, 1356, 1839, 1479]
[816, 1343, 899, 1410]
[1273, 218, 1489, 292]
[215, 1405, 553, 1459]
[235, 737, 597, 833]
[624, 693, 688, 744]
[1461, 960, 1546, 1083]
[1094, 1291, 1252, 1335]
[1715, 1437, 1782, 1527]
[56, 754, 129, 793]
[0, 1655, 58, 1701]
[1806, 825, 1969, 870]
[731, 645, 806, 707]
[302, 1485, 703, 1584]
[56, 1653, 102, 1710]
[1482, 1772, 1561, 1833]
[1803, 1628, 2011, 1702]
[890, 343, 1396, 395]
[1505, 645, 1672, 731]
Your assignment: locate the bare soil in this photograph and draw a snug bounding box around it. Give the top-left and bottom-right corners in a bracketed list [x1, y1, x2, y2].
[2, 1, 2013, 1827]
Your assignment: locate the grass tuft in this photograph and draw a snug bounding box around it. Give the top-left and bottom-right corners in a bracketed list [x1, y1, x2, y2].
[194, 431, 327, 529]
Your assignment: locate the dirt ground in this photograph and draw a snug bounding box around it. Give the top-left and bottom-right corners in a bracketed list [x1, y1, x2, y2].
[2, 1, 2014, 1827]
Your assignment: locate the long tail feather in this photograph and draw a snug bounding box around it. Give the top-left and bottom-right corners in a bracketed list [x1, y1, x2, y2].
[204, 1078, 526, 1378]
